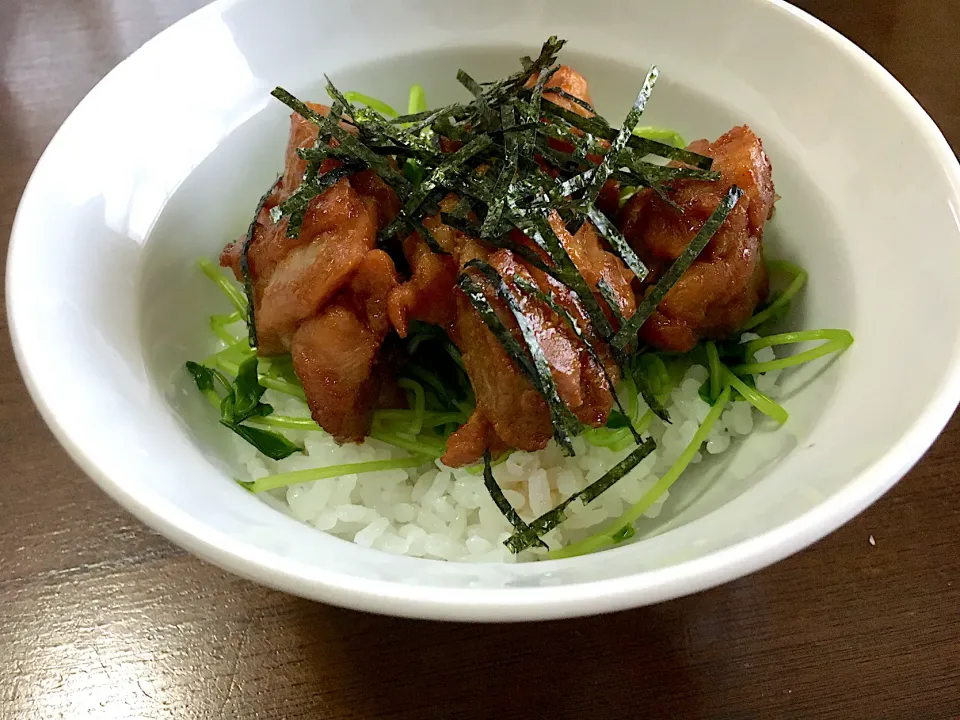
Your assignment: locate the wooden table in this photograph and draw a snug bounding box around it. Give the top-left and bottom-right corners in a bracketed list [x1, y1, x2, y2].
[2, 1, 958, 717]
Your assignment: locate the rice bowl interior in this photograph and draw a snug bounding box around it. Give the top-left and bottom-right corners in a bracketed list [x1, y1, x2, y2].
[147, 45, 850, 563]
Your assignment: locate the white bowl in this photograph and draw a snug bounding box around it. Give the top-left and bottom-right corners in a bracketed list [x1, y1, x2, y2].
[8, 0, 960, 621]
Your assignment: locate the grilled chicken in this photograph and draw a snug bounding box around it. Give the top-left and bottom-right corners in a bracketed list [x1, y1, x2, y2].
[619, 125, 775, 352]
[220, 106, 401, 441]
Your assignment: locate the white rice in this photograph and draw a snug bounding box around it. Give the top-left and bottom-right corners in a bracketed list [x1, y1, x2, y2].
[233, 334, 780, 562]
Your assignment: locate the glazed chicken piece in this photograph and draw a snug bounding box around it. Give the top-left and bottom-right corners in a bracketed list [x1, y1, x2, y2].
[220, 103, 398, 354]
[619, 125, 775, 352]
[386, 202, 464, 336]
[220, 106, 403, 441]
[539, 65, 595, 118]
[291, 250, 399, 442]
[246, 179, 379, 355]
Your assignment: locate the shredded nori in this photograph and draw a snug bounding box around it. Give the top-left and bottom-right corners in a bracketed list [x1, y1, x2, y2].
[510, 274, 642, 444]
[276, 162, 363, 238]
[460, 261, 580, 454]
[545, 87, 596, 114]
[508, 209, 615, 340]
[586, 207, 648, 282]
[240, 176, 281, 347]
[480, 104, 518, 238]
[631, 361, 671, 423]
[537, 101, 713, 169]
[481, 452, 546, 550]
[581, 66, 660, 206]
[271, 87, 410, 195]
[394, 134, 493, 232]
[505, 437, 657, 552]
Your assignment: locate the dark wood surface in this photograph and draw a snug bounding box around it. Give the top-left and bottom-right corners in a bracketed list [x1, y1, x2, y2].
[2, 1, 958, 718]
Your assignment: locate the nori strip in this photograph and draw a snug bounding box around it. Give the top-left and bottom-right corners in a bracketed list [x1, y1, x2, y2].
[377, 136, 494, 247]
[553, 153, 718, 198]
[323, 75, 356, 118]
[544, 87, 596, 114]
[482, 451, 546, 550]
[596, 277, 627, 327]
[413, 219, 448, 255]
[438, 212, 484, 238]
[481, 37, 565, 105]
[240, 176, 281, 347]
[505, 437, 657, 552]
[480, 104, 518, 238]
[271, 87, 411, 196]
[391, 104, 467, 133]
[457, 272, 538, 380]
[461, 260, 580, 454]
[618, 148, 720, 183]
[581, 66, 660, 206]
[611, 185, 744, 351]
[275, 162, 363, 238]
[586, 206, 648, 282]
[456, 69, 497, 130]
[511, 275, 641, 443]
[508, 209, 615, 340]
[538, 102, 712, 169]
[631, 360, 671, 423]
[399, 134, 493, 221]
[441, 214, 552, 272]
[595, 276, 637, 357]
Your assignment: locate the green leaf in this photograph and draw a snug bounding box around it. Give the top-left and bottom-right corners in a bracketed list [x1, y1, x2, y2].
[221, 421, 302, 460]
[606, 409, 632, 429]
[403, 158, 425, 186]
[632, 126, 687, 149]
[188, 354, 298, 459]
[232, 355, 267, 420]
[244, 456, 426, 493]
[185, 361, 223, 407]
[185, 361, 216, 393]
[407, 84, 427, 115]
[342, 90, 398, 118]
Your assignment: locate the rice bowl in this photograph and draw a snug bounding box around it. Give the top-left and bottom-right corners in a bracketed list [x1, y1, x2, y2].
[8, 0, 960, 619]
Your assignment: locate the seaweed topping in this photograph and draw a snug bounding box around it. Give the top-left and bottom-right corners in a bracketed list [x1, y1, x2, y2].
[240, 176, 281, 348]
[611, 185, 744, 352]
[458, 262, 580, 454]
[482, 452, 546, 550]
[505, 437, 656, 553]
